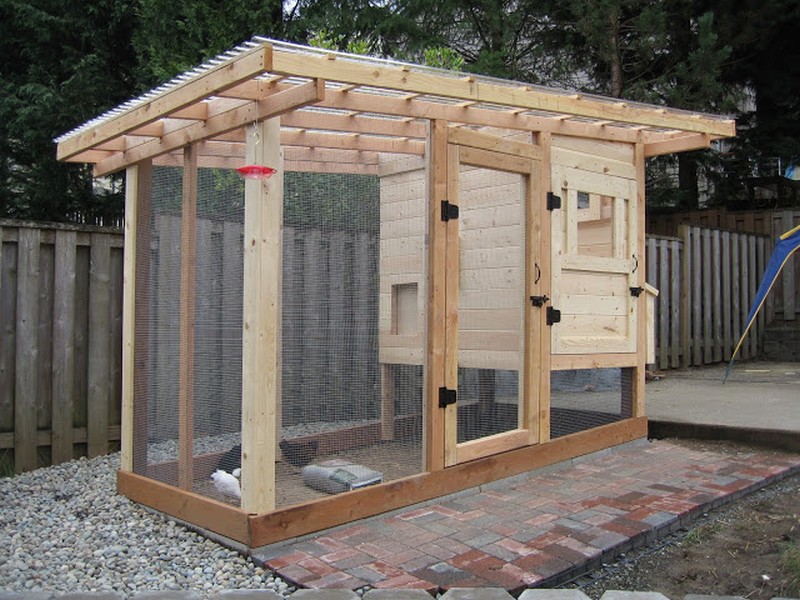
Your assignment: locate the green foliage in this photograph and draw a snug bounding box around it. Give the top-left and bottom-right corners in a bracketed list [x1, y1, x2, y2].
[423, 47, 465, 71]
[782, 543, 800, 595]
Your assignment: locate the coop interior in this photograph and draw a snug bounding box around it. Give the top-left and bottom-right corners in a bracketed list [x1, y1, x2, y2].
[129, 132, 637, 509]
[53, 39, 735, 542]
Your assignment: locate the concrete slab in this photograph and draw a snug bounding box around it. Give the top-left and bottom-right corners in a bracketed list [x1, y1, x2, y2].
[440, 589, 514, 600]
[600, 592, 670, 600]
[646, 361, 800, 433]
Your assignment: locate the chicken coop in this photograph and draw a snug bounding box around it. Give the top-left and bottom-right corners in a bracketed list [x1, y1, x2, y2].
[55, 38, 735, 549]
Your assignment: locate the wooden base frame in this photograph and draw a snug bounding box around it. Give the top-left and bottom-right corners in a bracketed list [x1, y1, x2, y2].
[118, 416, 646, 548]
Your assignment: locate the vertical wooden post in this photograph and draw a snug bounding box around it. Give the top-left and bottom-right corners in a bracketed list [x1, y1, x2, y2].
[537, 132, 553, 442]
[121, 161, 152, 473]
[631, 143, 646, 417]
[178, 145, 198, 490]
[88, 233, 112, 458]
[679, 224, 691, 369]
[380, 364, 396, 441]
[425, 120, 448, 472]
[241, 118, 282, 513]
[442, 140, 459, 467]
[524, 143, 543, 444]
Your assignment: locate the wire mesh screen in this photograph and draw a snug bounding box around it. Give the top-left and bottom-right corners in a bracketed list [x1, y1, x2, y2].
[456, 164, 525, 443]
[549, 367, 626, 438]
[277, 166, 426, 507]
[191, 168, 245, 500]
[132, 164, 184, 483]
[132, 163, 246, 501]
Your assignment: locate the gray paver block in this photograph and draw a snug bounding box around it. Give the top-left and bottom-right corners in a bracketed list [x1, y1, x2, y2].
[215, 592, 284, 600]
[289, 591, 360, 600]
[59, 595, 124, 600]
[362, 591, 435, 600]
[132, 593, 204, 600]
[685, 596, 746, 600]
[440, 588, 514, 600]
[519, 590, 592, 600]
[601, 593, 671, 600]
[0, 594, 53, 600]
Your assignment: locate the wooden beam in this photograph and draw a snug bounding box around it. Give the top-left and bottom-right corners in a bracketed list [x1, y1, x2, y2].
[117, 470, 250, 543]
[57, 45, 272, 161]
[644, 133, 712, 157]
[282, 110, 426, 139]
[282, 129, 424, 155]
[538, 132, 553, 443]
[240, 118, 281, 513]
[93, 80, 325, 177]
[633, 142, 647, 417]
[447, 125, 542, 159]
[270, 49, 736, 136]
[178, 146, 198, 490]
[524, 134, 542, 444]
[426, 120, 448, 472]
[120, 162, 151, 472]
[319, 88, 657, 144]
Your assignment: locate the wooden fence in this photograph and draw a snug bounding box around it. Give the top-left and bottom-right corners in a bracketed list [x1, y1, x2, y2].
[0, 220, 124, 474]
[2, 215, 796, 473]
[648, 208, 799, 323]
[645, 225, 774, 370]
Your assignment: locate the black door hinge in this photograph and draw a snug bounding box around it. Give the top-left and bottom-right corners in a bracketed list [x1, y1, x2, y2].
[441, 200, 459, 221]
[630, 286, 644, 297]
[547, 192, 561, 211]
[547, 306, 561, 326]
[530, 294, 549, 307]
[438, 387, 457, 408]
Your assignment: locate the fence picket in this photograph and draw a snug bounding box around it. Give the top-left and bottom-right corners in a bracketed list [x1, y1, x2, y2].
[52, 230, 77, 464]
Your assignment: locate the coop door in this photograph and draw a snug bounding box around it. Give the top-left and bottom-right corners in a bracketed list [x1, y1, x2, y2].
[550, 165, 639, 354]
[442, 128, 542, 466]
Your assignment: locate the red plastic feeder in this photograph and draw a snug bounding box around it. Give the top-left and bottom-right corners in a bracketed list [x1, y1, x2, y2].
[236, 164, 277, 179]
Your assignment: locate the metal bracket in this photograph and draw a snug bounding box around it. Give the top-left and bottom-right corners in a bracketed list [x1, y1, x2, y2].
[441, 200, 459, 222]
[630, 286, 644, 297]
[530, 294, 550, 307]
[546, 306, 561, 326]
[547, 192, 561, 211]
[438, 387, 457, 408]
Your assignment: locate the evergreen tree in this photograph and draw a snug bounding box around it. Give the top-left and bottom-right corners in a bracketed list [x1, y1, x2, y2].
[0, 0, 138, 222]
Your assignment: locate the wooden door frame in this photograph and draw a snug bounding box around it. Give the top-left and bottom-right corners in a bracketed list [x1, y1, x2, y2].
[441, 126, 544, 466]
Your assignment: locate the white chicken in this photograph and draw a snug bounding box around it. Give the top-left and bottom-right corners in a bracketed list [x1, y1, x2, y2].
[211, 469, 241, 500]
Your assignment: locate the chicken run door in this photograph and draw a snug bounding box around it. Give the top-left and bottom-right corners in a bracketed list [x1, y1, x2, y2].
[550, 160, 639, 355]
[442, 128, 542, 467]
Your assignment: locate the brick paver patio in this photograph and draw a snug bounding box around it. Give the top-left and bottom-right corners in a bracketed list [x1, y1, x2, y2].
[253, 439, 800, 594]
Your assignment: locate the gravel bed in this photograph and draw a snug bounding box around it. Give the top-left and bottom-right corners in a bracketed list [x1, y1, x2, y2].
[0, 453, 294, 597]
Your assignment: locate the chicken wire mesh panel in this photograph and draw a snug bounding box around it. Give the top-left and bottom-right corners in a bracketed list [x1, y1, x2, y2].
[549, 368, 626, 438]
[457, 164, 525, 443]
[132, 164, 184, 484]
[191, 167, 245, 504]
[277, 167, 426, 507]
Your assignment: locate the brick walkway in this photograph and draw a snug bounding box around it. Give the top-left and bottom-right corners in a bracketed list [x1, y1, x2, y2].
[253, 440, 800, 594]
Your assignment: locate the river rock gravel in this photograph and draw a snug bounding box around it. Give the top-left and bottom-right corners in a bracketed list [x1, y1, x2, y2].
[0, 453, 294, 597]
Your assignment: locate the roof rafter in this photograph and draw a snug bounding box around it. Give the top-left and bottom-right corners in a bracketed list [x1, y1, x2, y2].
[93, 79, 325, 177]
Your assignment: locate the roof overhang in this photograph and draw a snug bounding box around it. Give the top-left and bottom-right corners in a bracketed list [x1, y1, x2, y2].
[55, 38, 736, 177]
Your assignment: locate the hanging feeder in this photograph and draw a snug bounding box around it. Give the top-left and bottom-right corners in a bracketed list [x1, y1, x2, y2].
[236, 165, 277, 179]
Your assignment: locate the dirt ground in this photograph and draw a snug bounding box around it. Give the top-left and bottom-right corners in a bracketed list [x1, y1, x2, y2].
[566, 440, 800, 600]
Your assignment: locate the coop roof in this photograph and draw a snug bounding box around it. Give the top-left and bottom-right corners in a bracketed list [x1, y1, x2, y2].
[55, 38, 736, 176]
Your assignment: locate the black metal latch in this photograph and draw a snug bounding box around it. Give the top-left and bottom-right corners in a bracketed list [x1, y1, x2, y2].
[530, 294, 550, 307]
[547, 306, 561, 326]
[547, 192, 561, 211]
[630, 286, 644, 297]
[439, 387, 457, 408]
[441, 200, 459, 221]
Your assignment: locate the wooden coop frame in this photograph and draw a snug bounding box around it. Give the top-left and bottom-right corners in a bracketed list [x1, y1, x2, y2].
[56, 38, 735, 549]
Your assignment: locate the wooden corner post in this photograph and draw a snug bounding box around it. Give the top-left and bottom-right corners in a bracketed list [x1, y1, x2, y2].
[241, 118, 282, 513]
[121, 160, 152, 473]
